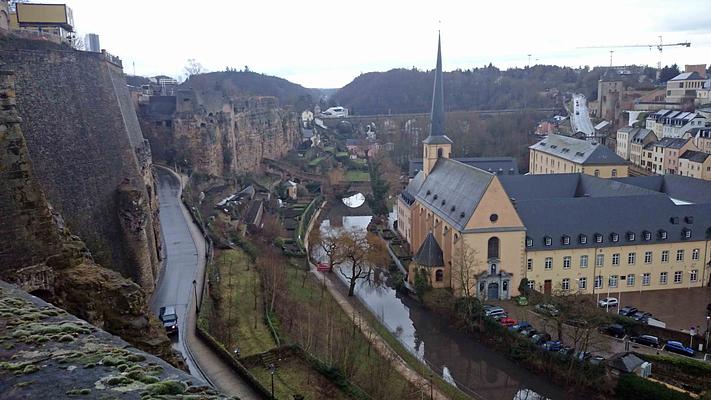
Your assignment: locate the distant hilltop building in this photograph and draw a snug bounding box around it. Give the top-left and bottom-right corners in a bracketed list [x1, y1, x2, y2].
[320, 106, 348, 118]
[85, 32, 100, 52]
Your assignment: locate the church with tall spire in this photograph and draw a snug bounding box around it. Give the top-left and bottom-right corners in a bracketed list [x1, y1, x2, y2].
[395, 35, 711, 300]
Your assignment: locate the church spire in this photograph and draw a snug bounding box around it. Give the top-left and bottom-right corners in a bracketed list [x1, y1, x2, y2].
[422, 33, 452, 177]
[423, 32, 452, 145]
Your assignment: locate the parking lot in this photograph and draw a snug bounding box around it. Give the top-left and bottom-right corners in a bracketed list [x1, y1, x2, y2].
[588, 286, 711, 332]
[485, 297, 709, 362]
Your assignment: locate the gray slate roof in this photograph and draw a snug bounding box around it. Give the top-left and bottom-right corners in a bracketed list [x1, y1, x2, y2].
[680, 150, 710, 163]
[530, 134, 626, 165]
[631, 128, 655, 143]
[413, 158, 494, 231]
[413, 232, 444, 267]
[516, 194, 711, 251]
[609, 353, 646, 373]
[670, 71, 704, 81]
[615, 175, 711, 204]
[499, 173, 711, 251]
[408, 157, 518, 177]
[655, 137, 688, 149]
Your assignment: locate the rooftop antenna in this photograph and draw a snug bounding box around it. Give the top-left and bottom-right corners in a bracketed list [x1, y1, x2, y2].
[528, 54, 532, 68]
[609, 50, 614, 67]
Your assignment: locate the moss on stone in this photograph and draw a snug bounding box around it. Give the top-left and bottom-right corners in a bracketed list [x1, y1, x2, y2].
[66, 388, 91, 396]
[145, 380, 186, 395]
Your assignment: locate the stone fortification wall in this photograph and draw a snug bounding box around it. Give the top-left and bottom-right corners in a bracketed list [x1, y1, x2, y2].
[0, 46, 161, 292]
[0, 68, 178, 366]
[140, 91, 300, 177]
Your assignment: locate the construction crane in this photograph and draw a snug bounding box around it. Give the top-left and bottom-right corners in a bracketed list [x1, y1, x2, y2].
[578, 36, 691, 70]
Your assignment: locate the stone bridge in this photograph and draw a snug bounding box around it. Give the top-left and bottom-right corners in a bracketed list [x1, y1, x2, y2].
[319, 108, 559, 139]
[262, 158, 372, 197]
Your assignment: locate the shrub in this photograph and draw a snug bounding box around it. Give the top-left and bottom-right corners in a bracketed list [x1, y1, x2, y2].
[616, 374, 693, 400]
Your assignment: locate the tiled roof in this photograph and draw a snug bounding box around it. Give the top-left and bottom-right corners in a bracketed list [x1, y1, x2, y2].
[530, 134, 627, 165]
[414, 158, 493, 231]
[655, 137, 688, 149]
[670, 71, 704, 81]
[413, 232, 444, 267]
[408, 157, 518, 177]
[680, 150, 710, 163]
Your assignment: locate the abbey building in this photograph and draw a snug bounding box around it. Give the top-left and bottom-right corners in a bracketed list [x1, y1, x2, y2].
[396, 37, 711, 300]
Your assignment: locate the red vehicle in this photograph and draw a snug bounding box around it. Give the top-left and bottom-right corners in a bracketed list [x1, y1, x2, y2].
[317, 262, 330, 272]
[499, 317, 517, 327]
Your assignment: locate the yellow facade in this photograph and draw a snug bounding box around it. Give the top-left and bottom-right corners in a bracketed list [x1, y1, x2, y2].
[526, 241, 711, 294]
[529, 148, 628, 178]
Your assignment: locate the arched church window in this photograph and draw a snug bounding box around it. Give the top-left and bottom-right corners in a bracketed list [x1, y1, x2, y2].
[487, 237, 500, 259]
[437, 148, 443, 158]
[435, 269, 443, 282]
[503, 281, 508, 291]
[490, 264, 497, 275]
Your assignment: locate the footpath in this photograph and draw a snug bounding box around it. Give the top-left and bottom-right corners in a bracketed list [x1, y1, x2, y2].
[303, 204, 451, 400]
[157, 166, 263, 400]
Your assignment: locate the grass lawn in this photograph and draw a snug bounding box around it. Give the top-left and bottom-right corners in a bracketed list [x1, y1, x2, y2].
[249, 357, 352, 400]
[345, 170, 370, 182]
[213, 249, 276, 357]
[275, 265, 421, 399]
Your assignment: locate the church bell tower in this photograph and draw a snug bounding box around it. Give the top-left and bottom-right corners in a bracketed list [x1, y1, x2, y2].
[422, 33, 452, 177]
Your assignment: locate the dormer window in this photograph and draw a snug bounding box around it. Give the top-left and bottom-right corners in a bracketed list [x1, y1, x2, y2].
[611, 233, 619, 243]
[433, 194, 438, 200]
[682, 228, 692, 239]
[526, 237, 533, 247]
[544, 236, 552, 246]
[670, 217, 679, 224]
[627, 232, 635, 241]
[685, 216, 694, 224]
[594, 233, 603, 243]
[579, 234, 587, 244]
[659, 230, 667, 240]
[562, 235, 570, 245]
[643, 231, 651, 241]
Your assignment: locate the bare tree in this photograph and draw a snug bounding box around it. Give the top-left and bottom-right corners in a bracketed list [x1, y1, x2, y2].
[311, 227, 344, 272]
[333, 230, 388, 296]
[256, 248, 286, 313]
[184, 58, 204, 77]
[452, 244, 481, 299]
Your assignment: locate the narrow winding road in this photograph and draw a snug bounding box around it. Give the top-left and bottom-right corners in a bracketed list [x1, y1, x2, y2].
[571, 94, 594, 136]
[152, 166, 262, 399]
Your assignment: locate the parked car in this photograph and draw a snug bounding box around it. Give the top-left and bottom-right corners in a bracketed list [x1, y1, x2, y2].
[630, 335, 660, 348]
[543, 340, 562, 351]
[574, 351, 591, 361]
[600, 324, 625, 338]
[531, 333, 551, 345]
[484, 307, 506, 318]
[499, 317, 517, 327]
[618, 306, 638, 317]
[159, 306, 179, 336]
[632, 311, 653, 322]
[509, 321, 532, 332]
[664, 341, 694, 357]
[520, 328, 538, 337]
[558, 346, 575, 358]
[598, 297, 618, 308]
[535, 303, 560, 317]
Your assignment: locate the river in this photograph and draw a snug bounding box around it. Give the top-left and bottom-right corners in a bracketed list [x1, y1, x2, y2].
[316, 198, 573, 400]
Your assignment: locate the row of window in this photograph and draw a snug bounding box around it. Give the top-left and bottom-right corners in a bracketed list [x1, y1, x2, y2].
[530, 228, 694, 248]
[526, 249, 701, 271]
[527, 270, 699, 291]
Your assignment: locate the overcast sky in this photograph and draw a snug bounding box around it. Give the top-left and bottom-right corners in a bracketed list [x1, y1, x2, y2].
[56, 0, 711, 88]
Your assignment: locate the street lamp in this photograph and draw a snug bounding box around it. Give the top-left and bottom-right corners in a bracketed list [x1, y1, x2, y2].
[192, 279, 200, 314]
[269, 363, 276, 399]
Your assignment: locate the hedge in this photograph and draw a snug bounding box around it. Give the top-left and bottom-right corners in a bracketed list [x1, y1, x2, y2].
[635, 352, 711, 377]
[615, 374, 694, 400]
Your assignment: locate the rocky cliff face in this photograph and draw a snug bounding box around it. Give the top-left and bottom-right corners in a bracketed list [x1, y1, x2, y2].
[139, 91, 300, 177]
[0, 68, 180, 367]
[0, 41, 161, 293]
